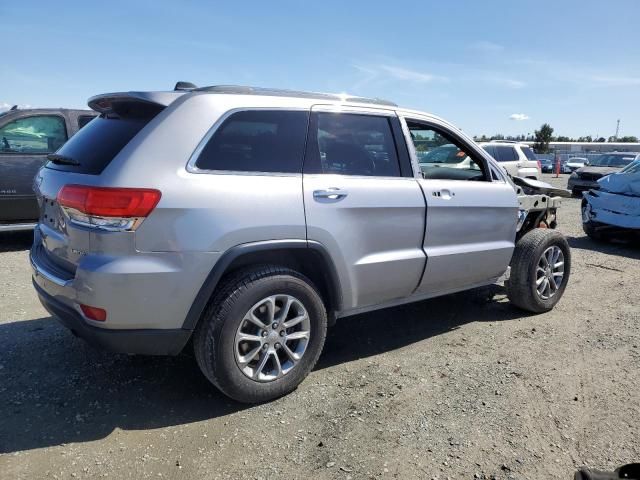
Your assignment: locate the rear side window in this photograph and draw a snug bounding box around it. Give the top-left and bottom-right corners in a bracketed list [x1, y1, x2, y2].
[305, 112, 401, 177]
[195, 110, 309, 173]
[521, 146, 537, 160]
[493, 146, 519, 162]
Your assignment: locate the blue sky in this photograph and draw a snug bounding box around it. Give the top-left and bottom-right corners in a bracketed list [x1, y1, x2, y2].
[2, 0, 639, 138]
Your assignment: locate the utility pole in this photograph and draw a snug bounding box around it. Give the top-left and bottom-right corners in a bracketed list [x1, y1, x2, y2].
[615, 119, 620, 140]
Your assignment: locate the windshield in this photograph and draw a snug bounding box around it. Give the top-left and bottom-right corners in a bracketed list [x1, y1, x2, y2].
[620, 159, 640, 174]
[588, 154, 636, 167]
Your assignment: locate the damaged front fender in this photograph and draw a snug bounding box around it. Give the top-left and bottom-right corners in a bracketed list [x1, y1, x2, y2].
[583, 190, 640, 229]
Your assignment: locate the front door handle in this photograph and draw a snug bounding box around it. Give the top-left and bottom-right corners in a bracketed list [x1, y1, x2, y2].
[432, 189, 454, 199]
[313, 188, 349, 200]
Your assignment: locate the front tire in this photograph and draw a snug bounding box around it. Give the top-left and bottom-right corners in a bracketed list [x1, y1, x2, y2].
[507, 229, 571, 313]
[193, 265, 327, 403]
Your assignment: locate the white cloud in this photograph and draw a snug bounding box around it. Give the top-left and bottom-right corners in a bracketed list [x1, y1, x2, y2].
[352, 64, 448, 87]
[377, 65, 444, 83]
[509, 113, 530, 121]
[471, 41, 505, 53]
[0, 102, 31, 112]
[485, 76, 526, 89]
[589, 75, 640, 87]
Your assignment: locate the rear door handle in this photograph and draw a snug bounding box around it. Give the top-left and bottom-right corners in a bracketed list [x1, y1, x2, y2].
[313, 188, 349, 200]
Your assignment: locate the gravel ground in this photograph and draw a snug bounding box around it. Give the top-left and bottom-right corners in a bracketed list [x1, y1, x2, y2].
[1, 174, 638, 479]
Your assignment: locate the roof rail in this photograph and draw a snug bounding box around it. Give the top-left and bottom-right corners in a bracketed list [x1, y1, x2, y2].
[193, 85, 397, 107]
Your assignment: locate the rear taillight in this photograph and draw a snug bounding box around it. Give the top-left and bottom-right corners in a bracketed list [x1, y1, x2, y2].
[57, 185, 161, 231]
[537, 160, 542, 171]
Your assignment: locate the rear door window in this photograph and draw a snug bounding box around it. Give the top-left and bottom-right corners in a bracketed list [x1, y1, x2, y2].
[47, 104, 161, 175]
[0, 115, 67, 154]
[305, 112, 401, 177]
[195, 110, 309, 173]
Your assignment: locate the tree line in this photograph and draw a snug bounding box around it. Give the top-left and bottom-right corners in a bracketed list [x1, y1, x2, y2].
[473, 123, 638, 153]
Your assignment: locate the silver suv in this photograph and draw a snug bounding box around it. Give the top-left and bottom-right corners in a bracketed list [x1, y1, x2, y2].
[30, 84, 571, 403]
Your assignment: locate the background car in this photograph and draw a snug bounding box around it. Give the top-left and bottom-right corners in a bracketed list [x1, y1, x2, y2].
[540, 158, 554, 173]
[0, 106, 96, 230]
[417, 143, 480, 174]
[566, 157, 587, 172]
[479, 141, 541, 179]
[568, 152, 640, 195]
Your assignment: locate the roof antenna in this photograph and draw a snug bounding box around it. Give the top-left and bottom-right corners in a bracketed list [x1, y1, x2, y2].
[10, 105, 18, 110]
[174, 81, 197, 91]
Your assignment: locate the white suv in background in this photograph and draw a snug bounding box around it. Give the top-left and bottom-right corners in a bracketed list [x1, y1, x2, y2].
[479, 141, 541, 180]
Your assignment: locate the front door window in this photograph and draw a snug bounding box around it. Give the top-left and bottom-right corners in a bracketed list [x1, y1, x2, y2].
[0, 115, 67, 154]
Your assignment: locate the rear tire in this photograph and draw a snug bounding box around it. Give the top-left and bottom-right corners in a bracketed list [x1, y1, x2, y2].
[193, 265, 327, 403]
[506, 229, 571, 313]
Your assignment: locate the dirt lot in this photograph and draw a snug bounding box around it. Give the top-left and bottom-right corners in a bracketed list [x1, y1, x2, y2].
[1, 174, 638, 479]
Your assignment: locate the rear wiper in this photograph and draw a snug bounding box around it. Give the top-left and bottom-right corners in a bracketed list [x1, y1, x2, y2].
[47, 153, 81, 166]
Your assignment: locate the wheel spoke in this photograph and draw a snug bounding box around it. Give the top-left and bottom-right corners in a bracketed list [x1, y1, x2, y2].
[238, 345, 262, 367]
[278, 297, 294, 323]
[286, 331, 310, 341]
[237, 332, 263, 343]
[548, 273, 557, 291]
[253, 350, 270, 379]
[553, 261, 564, 269]
[540, 255, 549, 268]
[536, 275, 546, 286]
[546, 250, 554, 267]
[264, 297, 276, 324]
[272, 352, 283, 378]
[537, 277, 549, 295]
[283, 313, 307, 329]
[282, 343, 301, 362]
[245, 312, 267, 329]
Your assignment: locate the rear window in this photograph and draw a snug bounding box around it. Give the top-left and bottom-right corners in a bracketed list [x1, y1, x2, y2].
[46, 104, 161, 175]
[195, 110, 309, 173]
[521, 146, 537, 160]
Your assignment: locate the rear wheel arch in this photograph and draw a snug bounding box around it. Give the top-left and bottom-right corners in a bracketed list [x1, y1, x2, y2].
[182, 240, 342, 331]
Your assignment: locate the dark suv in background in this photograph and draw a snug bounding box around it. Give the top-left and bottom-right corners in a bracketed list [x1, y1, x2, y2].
[0, 107, 96, 231]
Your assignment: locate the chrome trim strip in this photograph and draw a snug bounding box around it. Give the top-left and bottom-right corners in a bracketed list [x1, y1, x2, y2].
[30, 251, 72, 287]
[0, 222, 36, 232]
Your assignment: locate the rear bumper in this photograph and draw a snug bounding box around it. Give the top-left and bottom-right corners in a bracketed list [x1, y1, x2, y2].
[33, 279, 191, 355]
